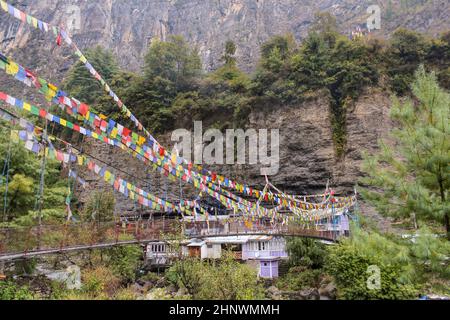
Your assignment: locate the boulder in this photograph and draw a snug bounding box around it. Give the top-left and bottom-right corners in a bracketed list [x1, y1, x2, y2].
[318, 282, 337, 300]
[298, 288, 320, 300]
[146, 288, 172, 300]
[267, 286, 283, 300]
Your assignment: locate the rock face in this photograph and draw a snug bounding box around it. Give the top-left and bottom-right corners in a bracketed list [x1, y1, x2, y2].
[77, 88, 393, 218]
[0, 1, 445, 223]
[1, 0, 449, 74]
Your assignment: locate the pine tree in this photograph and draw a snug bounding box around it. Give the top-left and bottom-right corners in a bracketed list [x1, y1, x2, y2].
[63, 46, 119, 105]
[360, 66, 450, 239]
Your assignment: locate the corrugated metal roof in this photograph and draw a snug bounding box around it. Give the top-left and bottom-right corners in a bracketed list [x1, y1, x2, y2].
[204, 235, 273, 244]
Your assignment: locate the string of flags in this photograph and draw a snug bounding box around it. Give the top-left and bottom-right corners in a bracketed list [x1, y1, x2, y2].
[1, 109, 204, 216]
[0, 89, 355, 221]
[0, 54, 272, 215]
[0, 90, 263, 218]
[0, 49, 356, 218]
[0, 1, 357, 222]
[0, 45, 352, 216]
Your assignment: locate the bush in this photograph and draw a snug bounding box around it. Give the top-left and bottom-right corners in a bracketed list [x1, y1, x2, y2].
[106, 245, 143, 283]
[167, 253, 264, 300]
[325, 229, 419, 300]
[80, 266, 121, 299]
[276, 267, 323, 291]
[287, 238, 327, 269]
[0, 280, 34, 300]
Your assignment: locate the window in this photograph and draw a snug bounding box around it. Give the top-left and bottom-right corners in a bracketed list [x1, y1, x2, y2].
[207, 244, 213, 249]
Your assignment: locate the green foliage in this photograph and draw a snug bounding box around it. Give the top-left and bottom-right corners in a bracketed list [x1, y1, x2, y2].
[252, 34, 297, 101]
[360, 67, 450, 238]
[63, 46, 119, 105]
[167, 252, 264, 300]
[0, 123, 67, 225]
[325, 228, 419, 300]
[409, 227, 450, 279]
[386, 29, 429, 95]
[221, 40, 237, 66]
[276, 267, 323, 291]
[106, 245, 143, 283]
[83, 190, 116, 223]
[144, 35, 202, 94]
[286, 238, 327, 269]
[0, 280, 34, 300]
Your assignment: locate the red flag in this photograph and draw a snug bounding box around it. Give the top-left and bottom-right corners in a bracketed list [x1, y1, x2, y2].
[56, 33, 62, 46]
[78, 103, 89, 116]
[122, 128, 131, 137]
[159, 147, 165, 157]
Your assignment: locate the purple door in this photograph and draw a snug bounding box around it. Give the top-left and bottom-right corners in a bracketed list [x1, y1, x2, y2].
[260, 261, 271, 278]
[271, 261, 279, 278]
[260, 260, 279, 278]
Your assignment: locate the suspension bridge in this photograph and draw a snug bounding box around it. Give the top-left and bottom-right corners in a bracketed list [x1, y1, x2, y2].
[0, 2, 357, 264]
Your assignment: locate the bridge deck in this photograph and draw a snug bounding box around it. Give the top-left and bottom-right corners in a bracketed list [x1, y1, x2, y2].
[0, 222, 340, 262]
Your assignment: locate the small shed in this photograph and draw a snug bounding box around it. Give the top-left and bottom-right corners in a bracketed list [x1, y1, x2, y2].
[258, 257, 280, 279]
[186, 239, 205, 258]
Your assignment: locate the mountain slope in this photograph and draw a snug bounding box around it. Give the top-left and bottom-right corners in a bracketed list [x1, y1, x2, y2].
[1, 0, 449, 74]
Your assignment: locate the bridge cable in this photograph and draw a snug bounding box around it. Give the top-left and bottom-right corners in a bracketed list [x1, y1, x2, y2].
[2, 131, 12, 222]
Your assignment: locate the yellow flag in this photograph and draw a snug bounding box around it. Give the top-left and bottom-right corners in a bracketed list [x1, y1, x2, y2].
[31, 17, 38, 28]
[10, 130, 19, 143]
[5, 61, 19, 75]
[110, 127, 118, 138]
[1, 1, 8, 12]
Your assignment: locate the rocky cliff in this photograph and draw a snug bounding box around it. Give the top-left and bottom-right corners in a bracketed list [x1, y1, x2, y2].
[1, 0, 449, 74]
[78, 87, 394, 218]
[0, 1, 446, 229]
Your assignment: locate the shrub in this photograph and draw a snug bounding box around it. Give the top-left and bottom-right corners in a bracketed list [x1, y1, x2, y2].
[106, 245, 143, 283]
[325, 229, 419, 300]
[0, 280, 34, 300]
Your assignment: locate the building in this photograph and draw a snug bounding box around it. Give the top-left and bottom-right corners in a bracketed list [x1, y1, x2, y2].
[145, 241, 179, 267]
[181, 235, 288, 279]
[146, 234, 288, 278]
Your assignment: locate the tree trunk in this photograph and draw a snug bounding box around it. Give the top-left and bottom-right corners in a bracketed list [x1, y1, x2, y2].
[437, 175, 448, 240]
[445, 212, 450, 241]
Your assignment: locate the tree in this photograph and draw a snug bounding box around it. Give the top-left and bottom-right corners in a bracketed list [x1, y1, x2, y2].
[251, 34, 297, 101]
[386, 29, 429, 94]
[106, 245, 143, 283]
[309, 11, 339, 47]
[360, 66, 450, 238]
[144, 35, 202, 94]
[221, 40, 237, 66]
[83, 191, 116, 223]
[325, 228, 418, 300]
[63, 46, 119, 105]
[0, 123, 66, 225]
[286, 238, 327, 269]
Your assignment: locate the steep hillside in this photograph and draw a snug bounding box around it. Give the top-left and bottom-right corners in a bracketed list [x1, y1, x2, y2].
[1, 0, 449, 74]
[79, 87, 394, 218]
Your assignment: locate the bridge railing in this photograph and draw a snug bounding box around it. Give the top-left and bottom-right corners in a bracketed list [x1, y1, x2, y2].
[184, 224, 337, 241]
[0, 220, 338, 257]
